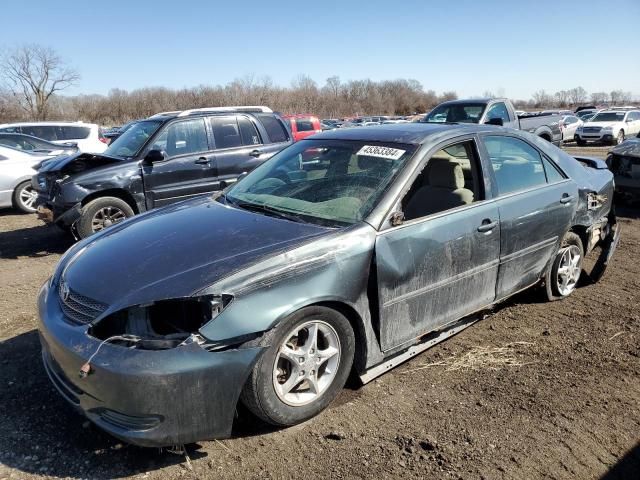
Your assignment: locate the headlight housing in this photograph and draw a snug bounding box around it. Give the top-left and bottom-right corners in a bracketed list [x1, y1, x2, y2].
[88, 295, 233, 350]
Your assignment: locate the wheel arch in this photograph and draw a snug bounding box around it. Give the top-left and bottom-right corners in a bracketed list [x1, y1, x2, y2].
[81, 188, 139, 213]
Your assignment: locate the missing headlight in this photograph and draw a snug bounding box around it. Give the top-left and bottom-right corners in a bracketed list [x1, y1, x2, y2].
[88, 295, 232, 350]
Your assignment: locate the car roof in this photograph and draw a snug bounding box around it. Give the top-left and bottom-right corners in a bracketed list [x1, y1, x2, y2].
[307, 122, 501, 145]
[0, 121, 98, 127]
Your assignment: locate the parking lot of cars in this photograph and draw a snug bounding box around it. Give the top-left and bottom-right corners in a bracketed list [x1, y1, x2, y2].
[0, 105, 639, 479]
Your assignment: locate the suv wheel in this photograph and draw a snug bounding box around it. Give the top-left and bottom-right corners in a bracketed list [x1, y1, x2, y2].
[76, 196, 134, 239]
[575, 137, 586, 146]
[12, 181, 38, 213]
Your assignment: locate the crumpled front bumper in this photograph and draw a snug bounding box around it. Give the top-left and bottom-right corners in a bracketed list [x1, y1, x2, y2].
[37, 281, 263, 447]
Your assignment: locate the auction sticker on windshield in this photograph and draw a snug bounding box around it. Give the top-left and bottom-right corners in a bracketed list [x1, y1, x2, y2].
[357, 145, 406, 160]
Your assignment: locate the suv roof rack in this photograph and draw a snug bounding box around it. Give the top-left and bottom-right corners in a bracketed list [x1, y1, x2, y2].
[148, 111, 182, 118]
[177, 106, 273, 117]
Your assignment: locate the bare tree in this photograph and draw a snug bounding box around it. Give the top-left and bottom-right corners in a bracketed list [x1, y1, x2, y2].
[568, 86, 587, 106]
[532, 89, 553, 108]
[591, 91, 609, 105]
[609, 90, 624, 105]
[1, 44, 80, 120]
[554, 90, 570, 107]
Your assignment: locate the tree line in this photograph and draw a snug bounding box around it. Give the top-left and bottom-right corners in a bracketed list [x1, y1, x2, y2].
[0, 44, 636, 126]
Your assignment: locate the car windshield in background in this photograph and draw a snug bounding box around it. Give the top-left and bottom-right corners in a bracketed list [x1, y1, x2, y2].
[104, 120, 162, 158]
[423, 103, 485, 123]
[591, 112, 626, 122]
[225, 140, 416, 226]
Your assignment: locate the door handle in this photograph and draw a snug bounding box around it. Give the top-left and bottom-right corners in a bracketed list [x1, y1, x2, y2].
[477, 219, 498, 233]
[249, 150, 261, 158]
[560, 194, 574, 204]
[195, 157, 210, 165]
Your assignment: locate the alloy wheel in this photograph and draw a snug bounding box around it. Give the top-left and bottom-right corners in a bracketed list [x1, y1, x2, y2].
[91, 206, 127, 232]
[272, 320, 341, 406]
[18, 184, 38, 212]
[556, 245, 581, 296]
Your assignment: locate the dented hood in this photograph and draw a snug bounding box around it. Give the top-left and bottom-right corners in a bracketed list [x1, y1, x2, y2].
[38, 152, 125, 175]
[60, 196, 332, 312]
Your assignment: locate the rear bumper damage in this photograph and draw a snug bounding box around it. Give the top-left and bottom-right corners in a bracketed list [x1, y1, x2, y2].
[588, 211, 621, 283]
[37, 282, 263, 447]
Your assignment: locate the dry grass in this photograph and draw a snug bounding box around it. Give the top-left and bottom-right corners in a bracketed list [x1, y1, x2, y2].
[402, 342, 536, 374]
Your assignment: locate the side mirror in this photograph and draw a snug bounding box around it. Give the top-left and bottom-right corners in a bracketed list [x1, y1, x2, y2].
[236, 172, 249, 182]
[486, 117, 504, 126]
[144, 149, 166, 163]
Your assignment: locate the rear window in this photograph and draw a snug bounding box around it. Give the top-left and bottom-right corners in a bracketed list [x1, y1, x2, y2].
[60, 126, 91, 140]
[238, 116, 261, 146]
[256, 114, 290, 143]
[21, 125, 58, 141]
[211, 116, 242, 149]
[295, 118, 316, 132]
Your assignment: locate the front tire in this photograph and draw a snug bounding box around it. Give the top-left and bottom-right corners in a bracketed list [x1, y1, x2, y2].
[12, 181, 38, 213]
[76, 196, 134, 239]
[240, 306, 355, 426]
[545, 232, 584, 301]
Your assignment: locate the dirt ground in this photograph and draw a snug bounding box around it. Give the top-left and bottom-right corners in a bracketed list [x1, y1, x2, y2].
[0, 145, 638, 480]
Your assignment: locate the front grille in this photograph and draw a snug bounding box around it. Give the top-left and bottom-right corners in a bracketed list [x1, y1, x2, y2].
[583, 126, 602, 133]
[58, 282, 107, 325]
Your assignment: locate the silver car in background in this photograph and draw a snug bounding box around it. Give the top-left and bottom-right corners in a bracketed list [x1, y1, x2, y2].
[0, 145, 52, 213]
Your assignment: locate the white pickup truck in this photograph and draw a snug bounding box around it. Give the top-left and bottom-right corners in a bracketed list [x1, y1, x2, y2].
[423, 98, 563, 146]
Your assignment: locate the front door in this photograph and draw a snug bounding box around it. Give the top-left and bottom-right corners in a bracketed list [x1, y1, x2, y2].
[142, 118, 218, 208]
[479, 134, 577, 299]
[375, 138, 501, 351]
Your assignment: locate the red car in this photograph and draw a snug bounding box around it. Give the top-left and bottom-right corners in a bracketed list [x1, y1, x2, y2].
[282, 114, 321, 142]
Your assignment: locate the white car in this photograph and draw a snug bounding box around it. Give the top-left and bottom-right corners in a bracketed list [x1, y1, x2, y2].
[560, 115, 583, 143]
[575, 110, 640, 146]
[0, 145, 51, 213]
[0, 122, 108, 153]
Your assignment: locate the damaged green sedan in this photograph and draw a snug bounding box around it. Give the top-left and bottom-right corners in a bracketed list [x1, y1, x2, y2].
[38, 123, 619, 447]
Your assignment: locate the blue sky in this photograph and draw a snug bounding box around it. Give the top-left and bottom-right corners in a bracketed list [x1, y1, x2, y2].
[1, 0, 638, 100]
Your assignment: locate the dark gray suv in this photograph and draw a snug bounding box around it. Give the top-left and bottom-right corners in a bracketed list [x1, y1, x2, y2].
[34, 107, 292, 238]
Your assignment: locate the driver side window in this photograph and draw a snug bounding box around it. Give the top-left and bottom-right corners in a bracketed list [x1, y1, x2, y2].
[402, 140, 482, 221]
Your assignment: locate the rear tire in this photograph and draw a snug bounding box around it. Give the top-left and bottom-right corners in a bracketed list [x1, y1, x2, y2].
[12, 181, 38, 213]
[240, 306, 355, 426]
[544, 232, 584, 301]
[76, 196, 134, 239]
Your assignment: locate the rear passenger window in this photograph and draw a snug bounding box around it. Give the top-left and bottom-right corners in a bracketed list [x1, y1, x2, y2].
[211, 117, 242, 149]
[296, 119, 315, 132]
[60, 126, 91, 140]
[402, 140, 481, 221]
[484, 136, 547, 195]
[237, 117, 261, 146]
[256, 114, 290, 143]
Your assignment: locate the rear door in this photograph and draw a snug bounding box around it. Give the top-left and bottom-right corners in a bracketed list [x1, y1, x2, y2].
[375, 137, 501, 351]
[142, 117, 215, 208]
[479, 134, 577, 299]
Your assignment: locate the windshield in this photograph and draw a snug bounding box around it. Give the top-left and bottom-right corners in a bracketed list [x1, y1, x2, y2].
[591, 112, 626, 122]
[423, 103, 485, 123]
[225, 139, 416, 226]
[104, 120, 162, 158]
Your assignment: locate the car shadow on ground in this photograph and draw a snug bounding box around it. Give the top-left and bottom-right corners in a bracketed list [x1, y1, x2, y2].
[600, 442, 640, 480]
[0, 330, 206, 479]
[0, 224, 73, 259]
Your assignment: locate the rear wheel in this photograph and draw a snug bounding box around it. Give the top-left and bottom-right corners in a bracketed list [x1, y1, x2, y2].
[240, 306, 355, 426]
[12, 181, 38, 213]
[76, 196, 134, 239]
[545, 232, 584, 301]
